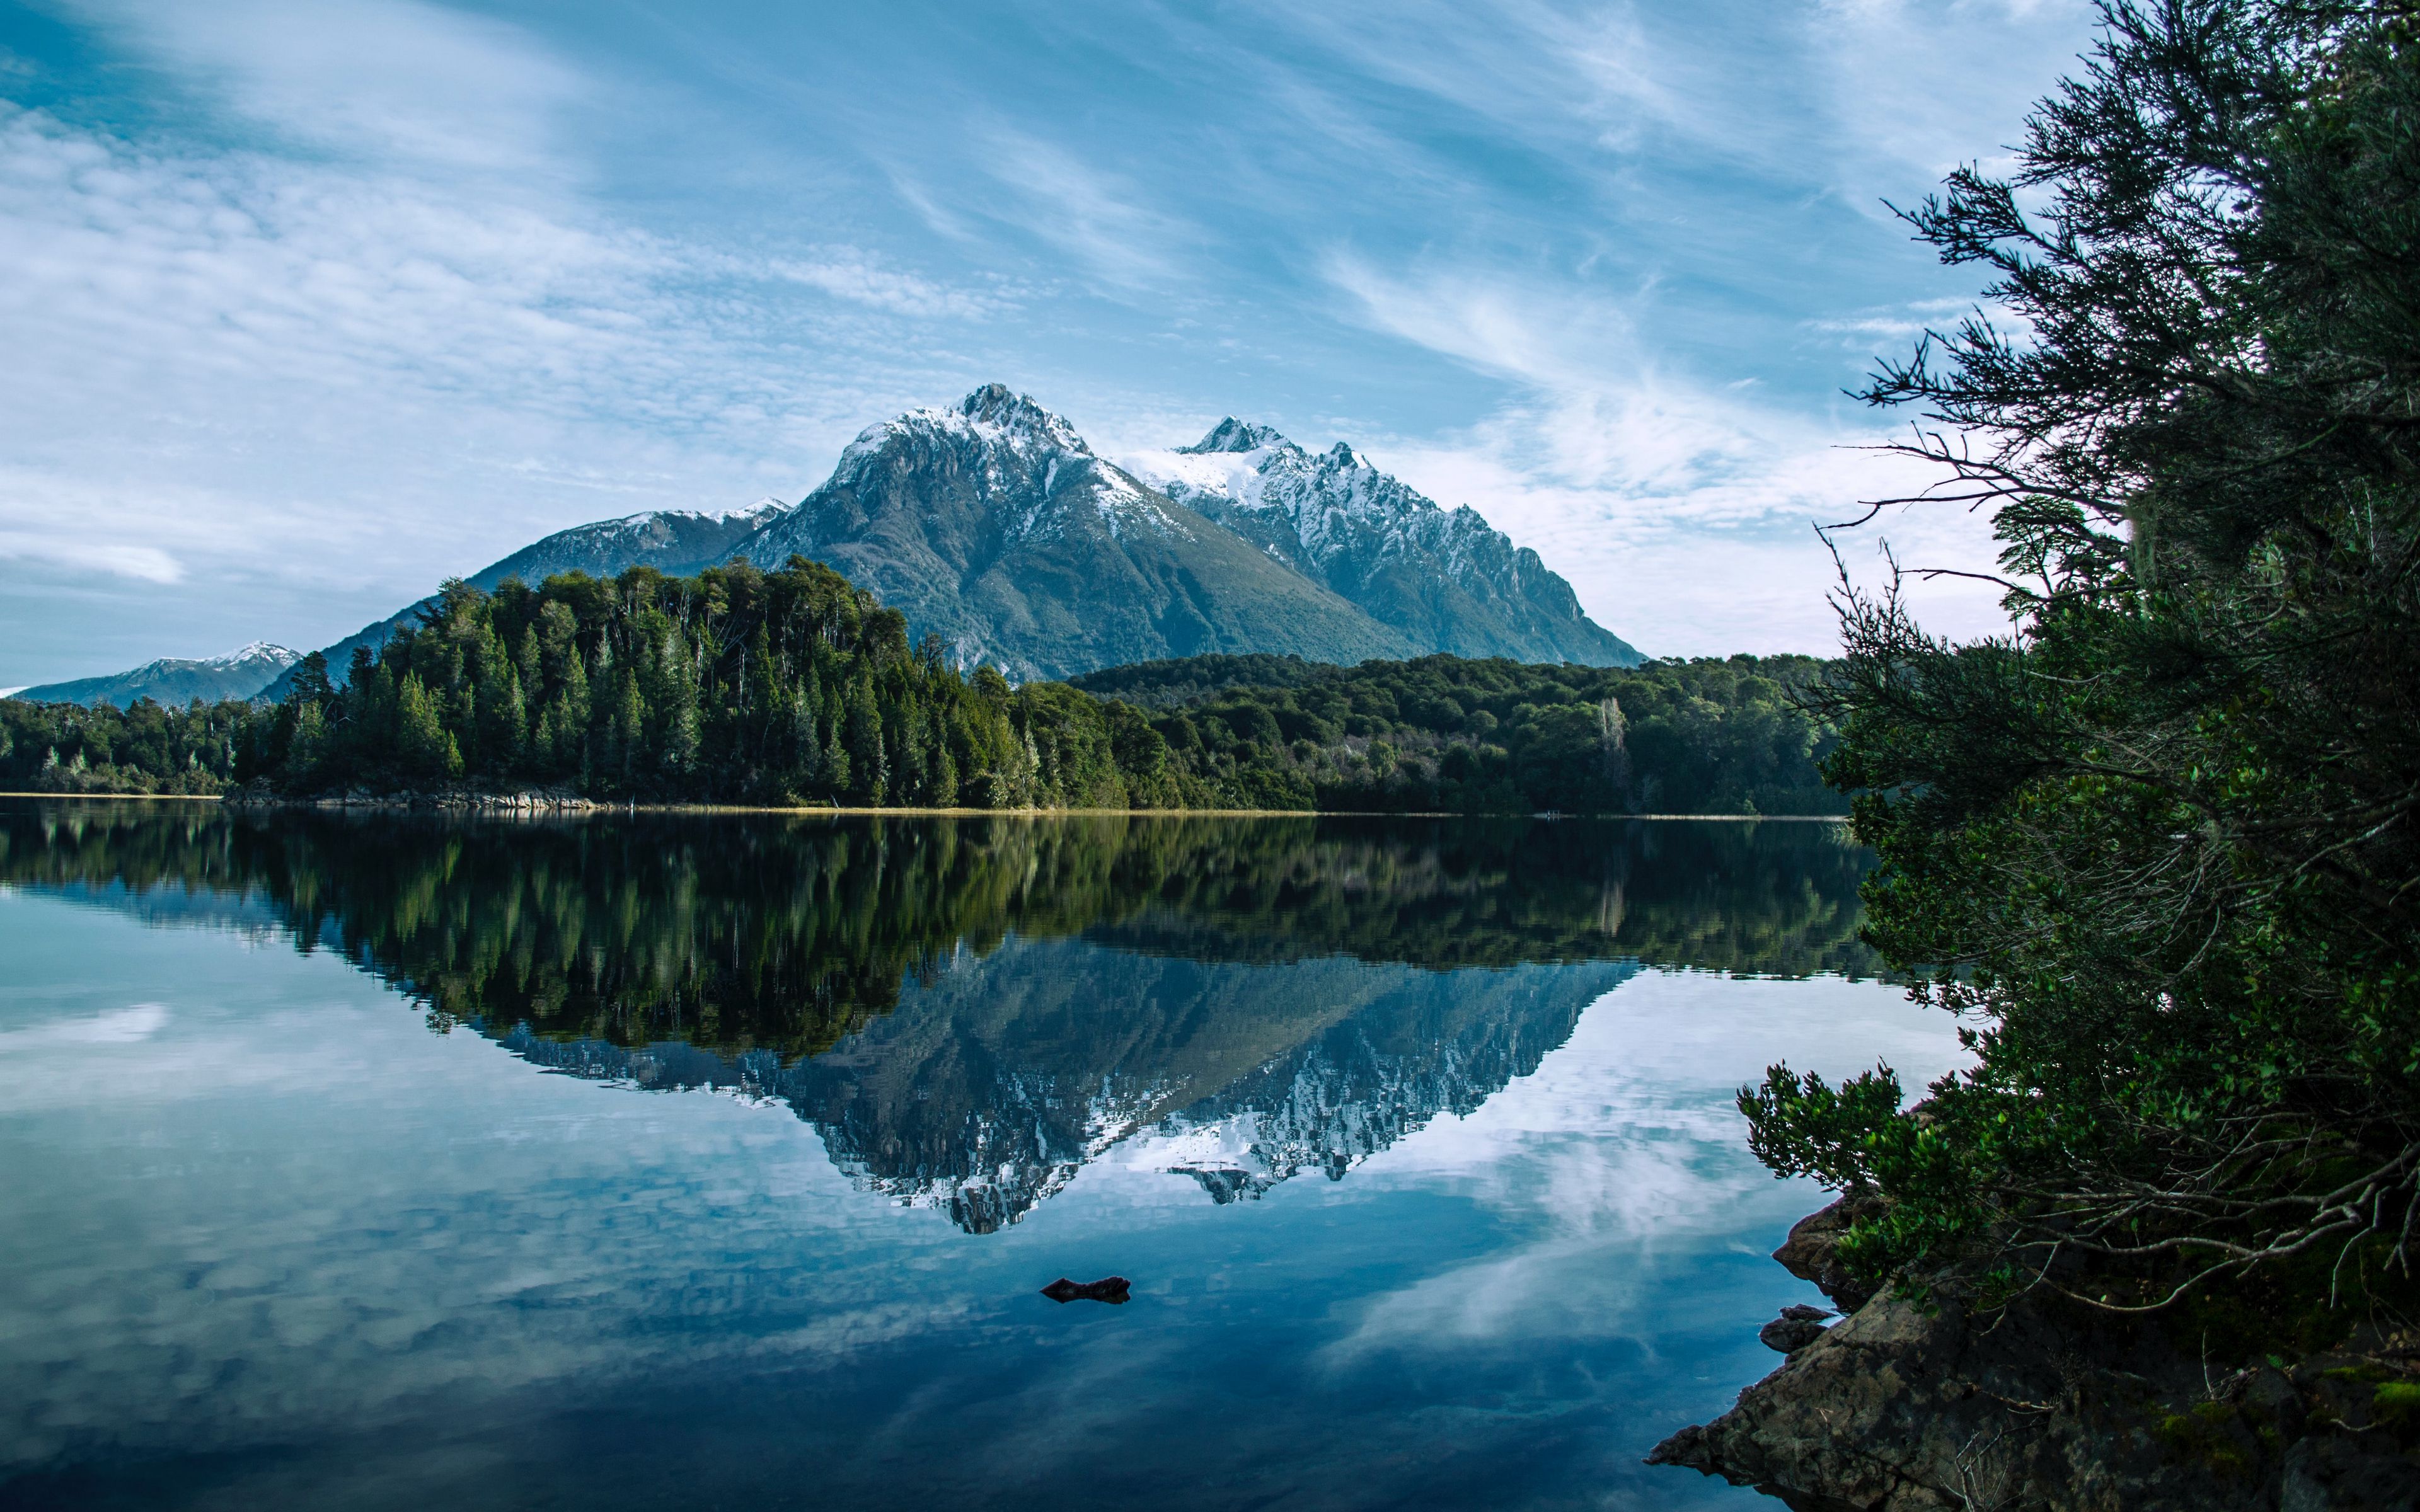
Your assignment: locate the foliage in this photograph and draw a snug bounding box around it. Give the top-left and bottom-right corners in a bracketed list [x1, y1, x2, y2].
[1746, 0, 2420, 1323]
[0, 695, 249, 794]
[1076, 651, 1845, 814]
[236, 557, 1194, 807]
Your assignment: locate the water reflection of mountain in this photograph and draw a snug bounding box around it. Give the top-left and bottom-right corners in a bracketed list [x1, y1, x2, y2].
[2, 802, 1872, 1231]
[502, 946, 1635, 1231]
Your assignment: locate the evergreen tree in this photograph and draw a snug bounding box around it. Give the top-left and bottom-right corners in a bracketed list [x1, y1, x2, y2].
[1744, 0, 2420, 1326]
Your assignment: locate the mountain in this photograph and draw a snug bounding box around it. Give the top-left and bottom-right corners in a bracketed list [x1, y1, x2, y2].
[267, 502, 784, 697]
[13, 642, 302, 708]
[474, 500, 787, 584]
[1123, 419, 1640, 667]
[731, 385, 1419, 680]
[255, 384, 1642, 702]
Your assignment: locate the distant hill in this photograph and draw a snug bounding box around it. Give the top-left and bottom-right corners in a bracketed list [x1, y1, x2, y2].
[1061, 652, 1339, 706]
[265, 502, 783, 697]
[1124, 418, 1640, 667]
[732, 386, 1417, 680]
[13, 643, 302, 708]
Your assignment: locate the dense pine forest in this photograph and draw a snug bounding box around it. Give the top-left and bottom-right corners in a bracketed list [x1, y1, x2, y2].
[1071, 651, 1837, 814]
[0, 558, 1843, 813]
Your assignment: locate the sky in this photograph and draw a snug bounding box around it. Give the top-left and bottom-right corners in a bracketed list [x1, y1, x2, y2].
[0, 0, 2100, 685]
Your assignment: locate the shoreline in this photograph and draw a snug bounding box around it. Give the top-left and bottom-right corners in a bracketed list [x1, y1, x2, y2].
[1656, 1197, 2420, 1507]
[0, 791, 1848, 821]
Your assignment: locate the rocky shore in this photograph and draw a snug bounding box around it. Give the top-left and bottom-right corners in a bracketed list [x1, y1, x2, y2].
[1651, 1198, 2420, 1509]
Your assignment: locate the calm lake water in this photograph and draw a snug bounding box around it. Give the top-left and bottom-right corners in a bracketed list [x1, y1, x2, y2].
[0, 802, 1961, 1511]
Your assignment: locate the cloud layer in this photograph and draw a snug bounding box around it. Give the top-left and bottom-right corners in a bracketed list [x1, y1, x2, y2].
[1, 0, 2095, 678]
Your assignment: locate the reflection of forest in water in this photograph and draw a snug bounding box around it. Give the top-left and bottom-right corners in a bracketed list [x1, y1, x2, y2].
[4, 803, 1878, 1232]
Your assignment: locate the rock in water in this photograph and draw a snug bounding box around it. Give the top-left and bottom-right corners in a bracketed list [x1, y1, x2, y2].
[1757, 1304, 1832, 1354]
[1040, 1276, 1131, 1305]
[1771, 1193, 1880, 1311]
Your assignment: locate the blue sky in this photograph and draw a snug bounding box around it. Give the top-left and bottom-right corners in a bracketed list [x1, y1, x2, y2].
[0, 0, 2097, 684]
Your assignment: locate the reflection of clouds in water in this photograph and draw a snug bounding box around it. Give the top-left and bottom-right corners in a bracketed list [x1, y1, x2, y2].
[0, 1002, 170, 1045]
[0, 930, 989, 1469]
[1320, 970, 1964, 1361]
[0, 895, 1968, 1487]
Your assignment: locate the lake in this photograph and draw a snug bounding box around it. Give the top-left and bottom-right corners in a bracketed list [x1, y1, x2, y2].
[0, 802, 1961, 1511]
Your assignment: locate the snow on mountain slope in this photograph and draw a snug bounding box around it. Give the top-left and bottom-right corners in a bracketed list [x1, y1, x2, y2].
[733, 384, 1417, 679]
[12, 643, 304, 708]
[1123, 420, 1640, 667]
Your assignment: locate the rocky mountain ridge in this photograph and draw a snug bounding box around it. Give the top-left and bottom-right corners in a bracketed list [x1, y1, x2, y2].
[731, 384, 1420, 679]
[261, 501, 784, 698]
[14, 641, 304, 708]
[1126, 419, 1639, 667]
[21, 384, 1642, 703]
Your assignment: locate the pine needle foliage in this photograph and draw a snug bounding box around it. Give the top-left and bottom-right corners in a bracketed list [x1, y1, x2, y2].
[1746, 0, 2420, 1322]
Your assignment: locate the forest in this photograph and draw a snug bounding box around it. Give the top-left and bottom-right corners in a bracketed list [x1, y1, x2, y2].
[1073, 650, 1838, 815]
[0, 803, 1874, 1060]
[0, 559, 1843, 814]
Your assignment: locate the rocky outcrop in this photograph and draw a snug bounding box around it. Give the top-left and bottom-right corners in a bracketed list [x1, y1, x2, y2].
[1772, 1196, 1880, 1312]
[1758, 1305, 1835, 1355]
[1650, 1198, 2420, 1509]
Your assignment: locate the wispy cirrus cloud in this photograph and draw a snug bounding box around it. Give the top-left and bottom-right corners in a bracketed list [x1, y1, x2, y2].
[61, 0, 591, 176]
[768, 253, 1009, 321]
[0, 3, 1006, 678]
[973, 129, 1196, 290]
[1318, 253, 2012, 652]
[0, 531, 182, 585]
[2, 0, 2104, 678]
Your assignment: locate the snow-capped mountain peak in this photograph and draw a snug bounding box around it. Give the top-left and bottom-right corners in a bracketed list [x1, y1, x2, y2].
[1123, 418, 1640, 666]
[1184, 417, 1289, 455]
[202, 642, 304, 671]
[732, 386, 1418, 679]
[833, 383, 1094, 482]
[803, 384, 1186, 552]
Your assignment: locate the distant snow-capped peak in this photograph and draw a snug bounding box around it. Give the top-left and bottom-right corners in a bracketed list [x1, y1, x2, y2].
[1126, 418, 1409, 523]
[813, 384, 1185, 545]
[702, 498, 788, 524]
[1122, 419, 1516, 586]
[834, 383, 1092, 479]
[202, 642, 304, 670]
[1189, 417, 1288, 455]
[596, 500, 786, 536]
